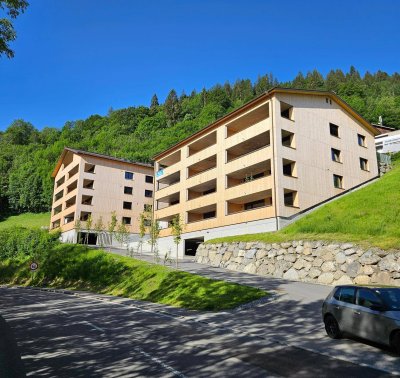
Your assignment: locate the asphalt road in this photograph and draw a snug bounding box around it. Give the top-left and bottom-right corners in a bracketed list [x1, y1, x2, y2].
[1, 283, 399, 377]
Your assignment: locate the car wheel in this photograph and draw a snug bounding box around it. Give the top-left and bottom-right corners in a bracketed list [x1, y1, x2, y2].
[392, 331, 400, 355]
[324, 315, 342, 339]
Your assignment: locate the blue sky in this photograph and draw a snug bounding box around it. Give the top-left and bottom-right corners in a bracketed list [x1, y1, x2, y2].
[0, 0, 399, 130]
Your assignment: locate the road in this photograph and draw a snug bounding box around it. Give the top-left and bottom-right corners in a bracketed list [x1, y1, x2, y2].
[1, 279, 399, 377]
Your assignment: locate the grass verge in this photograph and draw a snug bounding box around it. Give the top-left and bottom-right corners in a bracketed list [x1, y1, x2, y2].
[209, 162, 400, 250]
[0, 212, 50, 230]
[0, 244, 266, 311]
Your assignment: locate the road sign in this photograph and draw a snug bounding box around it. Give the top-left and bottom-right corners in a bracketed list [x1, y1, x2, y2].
[29, 262, 38, 271]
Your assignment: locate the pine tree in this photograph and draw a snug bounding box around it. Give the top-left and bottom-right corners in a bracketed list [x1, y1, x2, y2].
[150, 94, 159, 110]
[164, 89, 181, 124]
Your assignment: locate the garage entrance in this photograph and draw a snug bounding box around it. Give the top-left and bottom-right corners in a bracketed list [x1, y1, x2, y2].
[184, 237, 204, 256]
[78, 232, 98, 245]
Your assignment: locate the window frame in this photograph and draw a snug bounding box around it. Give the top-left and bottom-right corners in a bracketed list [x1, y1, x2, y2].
[145, 189, 153, 198]
[124, 186, 133, 195]
[329, 123, 340, 138]
[357, 134, 366, 147]
[125, 171, 134, 180]
[145, 175, 154, 184]
[123, 201, 132, 210]
[333, 174, 343, 189]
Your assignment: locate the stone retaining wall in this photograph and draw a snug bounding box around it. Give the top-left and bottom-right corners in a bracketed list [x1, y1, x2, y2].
[195, 241, 400, 286]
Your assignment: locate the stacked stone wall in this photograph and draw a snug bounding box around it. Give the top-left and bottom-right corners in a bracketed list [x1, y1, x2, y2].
[195, 241, 400, 286]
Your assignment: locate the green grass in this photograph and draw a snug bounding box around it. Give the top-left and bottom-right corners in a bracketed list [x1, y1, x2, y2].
[0, 212, 50, 230]
[0, 244, 266, 311]
[210, 163, 400, 250]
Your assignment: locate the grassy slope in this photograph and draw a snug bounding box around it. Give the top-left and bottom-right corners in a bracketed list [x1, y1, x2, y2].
[210, 164, 400, 250]
[0, 212, 50, 230]
[0, 245, 266, 311]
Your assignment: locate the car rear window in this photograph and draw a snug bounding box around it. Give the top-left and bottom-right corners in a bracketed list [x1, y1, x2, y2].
[337, 287, 355, 304]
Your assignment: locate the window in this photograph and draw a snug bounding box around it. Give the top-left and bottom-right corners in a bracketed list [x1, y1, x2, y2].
[122, 217, 131, 225]
[333, 174, 343, 189]
[123, 201, 132, 210]
[284, 192, 295, 206]
[331, 148, 341, 163]
[124, 186, 133, 195]
[125, 171, 134, 180]
[358, 134, 366, 147]
[203, 211, 216, 219]
[145, 175, 154, 184]
[244, 199, 265, 210]
[280, 102, 294, 120]
[145, 190, 153, 198]
[144, 219, 151, 227]
[144, 204, 152, 212]
[282, 159, 296, 177]
[360, 158, 368, 171]
[329, 123, 339, 137]
[356, 289, 383, 309]
[339, 287, 355, 304]
[84, 163, 95, 173]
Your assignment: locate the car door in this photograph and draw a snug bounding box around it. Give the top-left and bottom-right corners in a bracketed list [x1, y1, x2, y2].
[353, 288, 388, 344]
[334, 286, 358, 333]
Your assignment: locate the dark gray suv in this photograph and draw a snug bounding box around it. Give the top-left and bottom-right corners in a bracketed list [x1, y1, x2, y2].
[322, 285, 400, 354]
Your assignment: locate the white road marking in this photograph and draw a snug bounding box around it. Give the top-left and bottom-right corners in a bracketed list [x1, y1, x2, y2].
[135, 347, 186, 377]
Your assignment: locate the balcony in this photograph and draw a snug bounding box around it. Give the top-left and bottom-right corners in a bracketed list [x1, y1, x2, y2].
[187, 179, 216, 200]
[187, 154, 217, 179]
[156, 150, 181, 177]
[157, 191, 180, 210]
[56, 175, 65, 188]
[157, 170, 180, 191]
[226, 102, 269, 137]
[53, 204, 62, 216]
[51, 219, 61, 229]
[66, 179, 78, 194]
[157, 213, 179, 231]
[63, 212, 75, 225]
[226, 189, 273, 216]
[187, 131, 217, 157]
[68, 164, 79, 180]
[187, 203, 217, 224]
[226, 131, 270, 163]
[54, 189, 64, 203]
[65, 195, 76, 209]
[226, 159, 271, 189]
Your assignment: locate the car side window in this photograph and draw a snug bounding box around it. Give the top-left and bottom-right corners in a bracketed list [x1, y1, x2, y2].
[333, 288, 341, 300]
[356, 289, 382, 309]
[339, 287, 355, 304]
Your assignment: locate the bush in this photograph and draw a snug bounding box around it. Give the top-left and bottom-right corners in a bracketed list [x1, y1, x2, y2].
[0, 227, 60, 260]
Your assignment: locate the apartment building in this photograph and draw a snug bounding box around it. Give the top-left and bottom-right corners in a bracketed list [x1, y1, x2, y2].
[50, 148, 154, 245]
[153, 88, 379, 258]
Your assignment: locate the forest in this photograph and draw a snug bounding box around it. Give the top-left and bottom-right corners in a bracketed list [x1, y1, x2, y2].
[1, 66, 400, 214]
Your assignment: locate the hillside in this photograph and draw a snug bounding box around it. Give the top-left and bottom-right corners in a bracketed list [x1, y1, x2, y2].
[209, 159, 400, 250]
[0, 212, 50, 231]
[0, 67, 400, 215]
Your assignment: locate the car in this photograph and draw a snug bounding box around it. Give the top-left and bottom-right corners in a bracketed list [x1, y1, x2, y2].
[322, 285, 400, 354]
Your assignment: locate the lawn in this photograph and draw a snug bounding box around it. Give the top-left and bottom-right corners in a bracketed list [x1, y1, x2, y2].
[0, 244, 266, 311]
[209, 162, 400, 250]
[0, 212, 50, 230]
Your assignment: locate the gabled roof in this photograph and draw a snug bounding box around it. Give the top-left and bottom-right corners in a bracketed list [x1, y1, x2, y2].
[51, 147, 153, 178]
[152, 87, 379, 161]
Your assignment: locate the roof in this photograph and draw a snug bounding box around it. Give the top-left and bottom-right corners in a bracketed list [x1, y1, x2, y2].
[372, 124, 396, 135]
[51, 147, 153, 178]
[152, 87, 380, 161]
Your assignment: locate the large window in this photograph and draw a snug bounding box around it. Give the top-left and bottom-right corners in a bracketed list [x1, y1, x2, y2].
[360, 158, 369, 171]
[333, 174, 343, 189]
[125, 171, 134, 180]
[329, 123, 339, 137]
[331, 148, 341, 163]
[122, 217, 131, 225]
[124, 186, 133, 195]
[358, 134, 366, 147]
[123, 201, 132, 210]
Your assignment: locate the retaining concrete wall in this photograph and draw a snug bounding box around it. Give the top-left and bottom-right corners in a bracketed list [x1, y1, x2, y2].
[195, 241, 400, 286]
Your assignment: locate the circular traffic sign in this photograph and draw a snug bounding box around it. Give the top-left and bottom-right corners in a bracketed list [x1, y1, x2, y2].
[30, 262, 38, 271]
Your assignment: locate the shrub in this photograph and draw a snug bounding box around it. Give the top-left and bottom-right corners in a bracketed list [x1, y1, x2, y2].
[0, 227, 60, 260]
